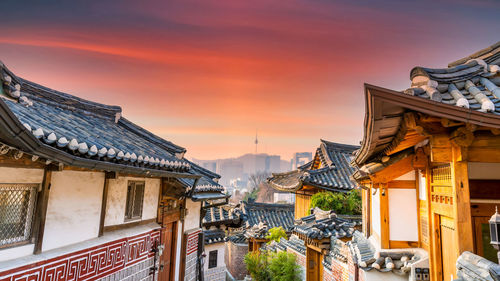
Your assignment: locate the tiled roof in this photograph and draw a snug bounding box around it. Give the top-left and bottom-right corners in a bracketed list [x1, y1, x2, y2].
[267, 140, 358, 192]
[404, 41, 500, 113]
[348, 231, 420, 274]
[227, 233, 247, 244]
[324, 238, 349, 266]
[0, 62, 194, 174]
[180, 161, 227, 199]
[242, 201, 295, 231]
[456, 251, 500, 281]
[293, 208, 361, 240]
[273, 235, 306, 255]
[203, 204, 242, 227]
[203, 229, 227, 245]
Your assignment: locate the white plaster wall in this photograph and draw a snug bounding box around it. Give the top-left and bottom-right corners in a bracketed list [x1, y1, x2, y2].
[184, 199, 201, 231]
[105, 177, 160, 226]
[0, 167, 44, 260]
[394, 170, 415, 181]
[43, 170, 105, 251]
[418, 170, 427, 201]
[203, 243, 226, 271]
[371, 190, 381, 238]
[174, 220, 183, 281]
[362, 270, 408, 281]
[469, 162, 500, 179]
[0, 244, 34, 262]
[0, 167, 44, 183]
[388, 188, 418, 241]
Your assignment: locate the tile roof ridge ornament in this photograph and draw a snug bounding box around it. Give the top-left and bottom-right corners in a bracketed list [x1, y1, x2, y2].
[465, 80, 495, 112]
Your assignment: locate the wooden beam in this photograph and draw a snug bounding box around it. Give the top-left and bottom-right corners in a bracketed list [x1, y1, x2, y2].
[98, 172, 115, 236]
[33, 168, 52, 254]
[370, 155, 415, 184]
[450, 127, 475, 147]
[451, 145, 474, 256]
[387, 180, 416, 189]
[389, 240, 419, 249]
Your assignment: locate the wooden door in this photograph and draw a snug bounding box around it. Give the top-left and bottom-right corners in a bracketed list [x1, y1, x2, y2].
[159, 221, 177, 281]
[440, 216, 456, 281]
[306, 247, 321, 281]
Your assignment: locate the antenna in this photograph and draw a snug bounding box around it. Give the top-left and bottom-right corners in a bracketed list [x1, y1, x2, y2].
[254, 130, 258, 154]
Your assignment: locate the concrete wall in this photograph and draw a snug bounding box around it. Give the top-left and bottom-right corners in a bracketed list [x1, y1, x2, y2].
[0, 167, 44, 261]
[105, 176, 160, 226]
[388, 188, 418, 241]
[43, 170, 105, 251]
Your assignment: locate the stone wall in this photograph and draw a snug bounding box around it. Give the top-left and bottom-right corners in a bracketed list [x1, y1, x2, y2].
[225, 241, 248, 280]
[204, 265, 226, 281]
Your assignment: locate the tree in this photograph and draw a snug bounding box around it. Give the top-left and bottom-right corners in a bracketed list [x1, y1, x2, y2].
[310, 190, 361, 215]
[245, 171, 271, 202]
[265, 227, 287, 244]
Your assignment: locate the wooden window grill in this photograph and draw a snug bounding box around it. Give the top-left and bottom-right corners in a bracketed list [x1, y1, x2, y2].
[0, 184, 38, 247]
[208, 250, 218, 269]
[125, 181, 145, 220]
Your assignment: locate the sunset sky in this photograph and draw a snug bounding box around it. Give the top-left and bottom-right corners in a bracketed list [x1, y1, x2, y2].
[1, 0, 499, 160]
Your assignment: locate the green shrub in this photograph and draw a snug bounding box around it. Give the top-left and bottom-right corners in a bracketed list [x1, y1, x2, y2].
[244, 251, 271, 281]
[268, 252, 302, 281]
[265, 227, 287, 244]
[310, 190, 361, 215]
[244, 251, 301, 281]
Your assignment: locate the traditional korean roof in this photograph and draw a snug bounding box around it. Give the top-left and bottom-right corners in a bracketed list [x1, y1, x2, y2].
[348, 231, 421, 274]
[180, 161, 228, 200]
[272, 235, 307, 255]
[293, 208, 361, 240]
[0, 61, 200, 178]
[354, 41, 500, 167]
[456, 251, 500, 281]
[202, 204, 243, 227]
[323, 238, 349, 267]
[227, 233, 247, 244]
[242, 201, 295, 230]
[268, 140, 358, 192]
[203, 229, 227, 245]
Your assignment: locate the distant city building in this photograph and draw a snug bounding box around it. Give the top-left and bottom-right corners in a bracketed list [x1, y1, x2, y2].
[291, 152, 312, 170]
[273, 192, 295, 204]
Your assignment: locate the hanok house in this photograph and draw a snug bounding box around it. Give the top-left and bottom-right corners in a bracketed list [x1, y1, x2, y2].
[225, 200, 294, 279]
[201, 203, 243, 281]
[351, 41, 500, 281]
[267, 140, 361, 281]
[0, 61, 226, 281]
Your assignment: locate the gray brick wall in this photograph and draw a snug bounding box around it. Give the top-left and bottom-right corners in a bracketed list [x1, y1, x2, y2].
[98, 257, 156, 281]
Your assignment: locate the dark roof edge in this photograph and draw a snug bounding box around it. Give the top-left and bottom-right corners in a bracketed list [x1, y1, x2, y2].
[188, 160, 221, 179]
[355, 83, 500, 165]
[0, 98, 199, 179]
[320, 139, 360, 151]
[448, 41, 500, 67]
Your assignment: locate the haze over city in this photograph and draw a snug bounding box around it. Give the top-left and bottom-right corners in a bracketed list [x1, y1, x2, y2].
[0, 0, 498, 159]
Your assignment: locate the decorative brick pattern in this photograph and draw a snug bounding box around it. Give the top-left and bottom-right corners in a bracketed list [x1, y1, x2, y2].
[330, 259, 349, 281]
[225, 241, 247, 280]
[323, 267, 334, 281]
[204, 266, 225, 281]
[184, 229, 201, 281]
[0, 229, 160, 281]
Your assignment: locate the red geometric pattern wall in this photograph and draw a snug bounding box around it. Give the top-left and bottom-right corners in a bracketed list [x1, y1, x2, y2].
[186, 229, 201, 256]
[0, 229, 160, 281]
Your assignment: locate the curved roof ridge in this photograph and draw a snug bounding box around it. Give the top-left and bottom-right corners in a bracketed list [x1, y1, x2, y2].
[320, 139, 360, 151]
[449, 41, 500, 67]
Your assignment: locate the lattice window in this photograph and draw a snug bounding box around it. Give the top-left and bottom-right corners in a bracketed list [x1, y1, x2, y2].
[0, 184, 38, 247]
[125, 181, 145, 220]
[431, 164, 451, 183]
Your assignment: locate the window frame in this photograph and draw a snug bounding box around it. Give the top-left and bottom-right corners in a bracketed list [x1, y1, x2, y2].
[124, 181, 145, 221]
[0, 183, 39, 249]
[208, 250, 218, 269]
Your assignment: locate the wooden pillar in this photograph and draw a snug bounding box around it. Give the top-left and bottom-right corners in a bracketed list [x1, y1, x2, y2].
[98, 172, 116, 236]
[33, 168, 52, 254]
[379, 183, 390, 249]
[451, 145, 473, 255]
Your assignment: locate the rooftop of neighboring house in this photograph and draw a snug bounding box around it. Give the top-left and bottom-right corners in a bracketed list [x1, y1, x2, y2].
[203, 229, 227, 245]
[268, 140, 359, 193]
[0, 61, 226, 198]
[455, 251, 500, 281]
[353, 41, 500, 170]
[348, 231, 426, 275]
[293, 208, 361, 240]
[202, 203, 243, 228]
[240, 200, 295, 239]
